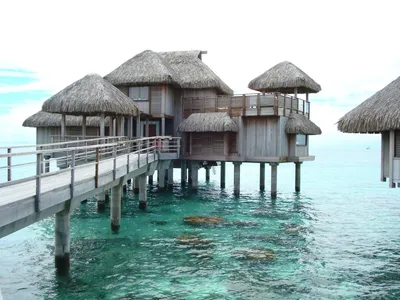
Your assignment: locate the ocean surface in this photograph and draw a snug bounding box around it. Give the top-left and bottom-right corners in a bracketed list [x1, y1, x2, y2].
[1, 147, 400, 299]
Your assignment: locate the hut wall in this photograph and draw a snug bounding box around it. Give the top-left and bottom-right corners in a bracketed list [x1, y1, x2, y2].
[296, 145, 308, 157]
[182, 89, 217, 98]
[382, 132, 390, 179]
[243, 117, 281, 158]
[151, 86, 162, 115]
[190, 132, 225, 155]
[36, 127, 61, 145]
[165, 85, 174, 116]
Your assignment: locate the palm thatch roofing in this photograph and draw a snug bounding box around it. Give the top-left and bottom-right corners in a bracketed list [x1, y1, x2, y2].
[42, 74, 139, 117]
[337, 76, 400, 133]
[22, 111, 110, 127]
[105, 50, 233, 95]
[285, 113, 322, 135]
[248, 61, 321, 94]
[177, 112, 238, 132]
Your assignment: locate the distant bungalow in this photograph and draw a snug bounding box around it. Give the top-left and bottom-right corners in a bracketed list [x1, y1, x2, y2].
[23, 50, 322, 196]
[338, 76, 400, 187]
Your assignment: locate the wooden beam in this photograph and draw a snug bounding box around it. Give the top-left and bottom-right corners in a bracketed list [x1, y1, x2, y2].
[389, 130, 395, 188]
[82, 116, 86, 137]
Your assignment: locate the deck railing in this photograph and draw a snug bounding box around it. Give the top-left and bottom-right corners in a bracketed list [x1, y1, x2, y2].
[182, 93, 310, 118]
[0, 136, 180, 211]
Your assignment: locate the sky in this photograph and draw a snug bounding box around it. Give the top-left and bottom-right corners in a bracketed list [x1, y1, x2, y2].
[1, 0, 399, 149]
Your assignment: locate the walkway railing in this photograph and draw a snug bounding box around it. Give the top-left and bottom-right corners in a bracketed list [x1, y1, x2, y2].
[182, 93, 310, 118]
[0, 136, 180, 211]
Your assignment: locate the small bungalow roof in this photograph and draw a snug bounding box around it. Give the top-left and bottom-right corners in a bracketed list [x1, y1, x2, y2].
[248, 61, 321, 94]
[285, 113, 322, 135]
[23, 111, 110, 128]
[178, 112, 238, 132]
[42, 73, 139, 117]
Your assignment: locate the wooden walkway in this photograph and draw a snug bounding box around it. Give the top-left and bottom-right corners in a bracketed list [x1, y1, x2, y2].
[0, 136, 180, 238]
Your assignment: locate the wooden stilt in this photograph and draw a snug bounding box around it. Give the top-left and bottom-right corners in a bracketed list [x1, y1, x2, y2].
[191, 162, 199, 191]
[188, 161, 192, 184]
[159, 169, 166, 191]
[55, 209, 70, 275]
[134, 177, 139, 194]
[295, 162, 302, 192]
[181, 160, 187, 184]
[111, 183, 122, 232]
[205, 167, 210, 181]
[260, 162, 265, 191]
[233, 162, 241, 195]
[220, 161, 226, 188]
[148, 175, 153, 185]
[97, 192, 106, 212]
[139, 174, 147, 210]
[270, 163, 278, 198]
[168, 165, 174, 189]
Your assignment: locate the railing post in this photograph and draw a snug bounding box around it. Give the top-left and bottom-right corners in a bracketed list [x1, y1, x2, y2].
[127, 141, 130, 174]
[95, 148, 99, 188]
[242, 94, 246, 116]
[308, 101, 311, 119]
[85, 141, 88, 163]
[302, 99, 305, 115]
[274, 93, 278, 115]
[256, 94, 261, 116]
[177, 138, 181, 158]
[283, 94, 287, 116]
[7, 147, 11, 181]
[228, 96, 232, 117]
[146, 139, 149, 165]
[290, 96, 293, 113]
[70, 150, 75, 198]
[35, 152, 41, 212]
[113, 144, 117, 180]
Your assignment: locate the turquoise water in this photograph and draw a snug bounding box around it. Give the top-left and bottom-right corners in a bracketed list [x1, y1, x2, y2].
[2, 148, 400, 299]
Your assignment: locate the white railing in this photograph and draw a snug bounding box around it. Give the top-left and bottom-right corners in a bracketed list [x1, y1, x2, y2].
[0, 136, 180, 212]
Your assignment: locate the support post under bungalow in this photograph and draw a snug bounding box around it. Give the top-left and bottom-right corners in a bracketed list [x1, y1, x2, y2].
[138, 174, 147, 210]
[233, 162, 241, 195]
[181, 160, 187, 184]
[191, 162, 199, 191]
[270, 163, 279, 198]
[55, 209, 70, 275]
[148, 175, 153, 185]
[220, 161, 226, 188]
[134, 177, 140, 194]
[295, 162, 302, 192]
[97, 192, 106, 212]
[161, 117, 166, 136]
[168, 164, 174, 189]
[158, 169, 166, 191]
[188, 161, 192, 184]
[260, 162, 265, 191]
[110, 183, 122, 233]
[205, 167, 210, 182]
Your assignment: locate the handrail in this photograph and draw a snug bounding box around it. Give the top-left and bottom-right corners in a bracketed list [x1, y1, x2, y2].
[0, 136, 181, 212]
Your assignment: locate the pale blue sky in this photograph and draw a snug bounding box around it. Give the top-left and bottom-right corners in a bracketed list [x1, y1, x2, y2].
[0, 0, 398, 149]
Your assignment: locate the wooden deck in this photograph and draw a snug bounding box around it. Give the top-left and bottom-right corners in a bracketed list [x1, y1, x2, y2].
[182, 93, 310, 118]
[0, 136, 180, 238]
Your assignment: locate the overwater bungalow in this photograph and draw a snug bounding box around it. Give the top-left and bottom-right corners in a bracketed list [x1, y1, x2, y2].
[338, 76, 400, 187]
[23, 51, 322, 196]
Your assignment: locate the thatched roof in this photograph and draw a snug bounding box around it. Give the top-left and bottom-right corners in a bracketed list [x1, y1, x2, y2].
[22, 111, 110, 128]
[248, 61, 321, 94]
[337, 76, 400, 133]
[285, 113, 322, 135]
[105, 50, 233, 95]
[42, 74, 139, 117]
[177, 112, 238, 132]
[104, 50, 181, 87]
[159, 51, 233, 95]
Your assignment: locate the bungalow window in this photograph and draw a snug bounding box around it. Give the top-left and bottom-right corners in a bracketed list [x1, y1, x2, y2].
[296, 134, 307, 146]
[129, 86, 149, 101]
